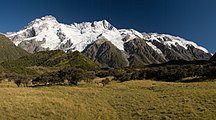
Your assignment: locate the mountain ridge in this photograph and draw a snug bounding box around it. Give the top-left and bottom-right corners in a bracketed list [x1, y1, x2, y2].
[5, 15, 212, 67]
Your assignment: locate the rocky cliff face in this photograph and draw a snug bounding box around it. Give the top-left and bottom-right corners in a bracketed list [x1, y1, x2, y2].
[124, 38, 166, 66]
[144, 33, 211, 61]
[146, 38, 211, 61]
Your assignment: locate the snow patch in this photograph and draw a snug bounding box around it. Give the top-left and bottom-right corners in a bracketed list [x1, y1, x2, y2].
[143, 33, 209, 53]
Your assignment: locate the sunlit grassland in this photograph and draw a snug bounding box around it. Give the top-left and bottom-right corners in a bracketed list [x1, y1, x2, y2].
[1, 79, 216, 120]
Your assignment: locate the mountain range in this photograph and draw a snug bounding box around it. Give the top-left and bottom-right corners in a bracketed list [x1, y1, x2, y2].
[4, 15, 212, 67]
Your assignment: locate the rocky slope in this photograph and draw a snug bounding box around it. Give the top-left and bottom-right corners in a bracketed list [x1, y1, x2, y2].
[143, 33, 211, 61]
[124, 38, 166, 66]
[6, 15, 212, 67]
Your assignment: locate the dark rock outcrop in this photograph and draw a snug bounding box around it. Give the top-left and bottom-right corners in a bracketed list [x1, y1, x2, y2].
[124, 38, 166, 67]
[18, 39, 48, 53]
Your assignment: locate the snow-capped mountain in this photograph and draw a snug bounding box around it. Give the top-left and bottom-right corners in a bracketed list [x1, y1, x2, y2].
[7, 15, 133, 52]
[6, 15, 212, 67]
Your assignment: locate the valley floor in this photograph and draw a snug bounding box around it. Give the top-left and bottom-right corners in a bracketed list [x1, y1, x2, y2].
[0, 80, 216, 120]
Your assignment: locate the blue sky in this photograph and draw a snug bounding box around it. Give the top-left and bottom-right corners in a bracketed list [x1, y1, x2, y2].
[0, 0, 215, 53]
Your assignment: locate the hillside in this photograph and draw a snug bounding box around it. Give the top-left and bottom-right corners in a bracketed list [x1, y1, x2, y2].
[1, 50, 99, 74]
[0, 34, 29, 63]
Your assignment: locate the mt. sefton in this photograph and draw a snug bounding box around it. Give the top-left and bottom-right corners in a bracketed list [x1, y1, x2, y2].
[6, 15, 211, 67]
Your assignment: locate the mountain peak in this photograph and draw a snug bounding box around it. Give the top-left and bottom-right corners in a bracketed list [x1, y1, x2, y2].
[33, 15, 58, 23]
[97, 19, 114, 30]
[79, 19, 115, 30]
[41, 15, 57, 21]
[24, 15, 58, 29]
[71, 20, 116, 32]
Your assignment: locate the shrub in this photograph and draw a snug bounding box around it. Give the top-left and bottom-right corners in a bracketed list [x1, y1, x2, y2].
[114, 72, 131, 82]
[131, 70, 146, 80]
[32, 67, 96, 86]
[202, 66, 216, 78]
[59, 68, 86, 85]
[32, 72, 62, 85]
[6, 73, 32, 87]
[83, 71, 96, 83]
[96, 71, 110, 78]
[101, 78, 110, 87]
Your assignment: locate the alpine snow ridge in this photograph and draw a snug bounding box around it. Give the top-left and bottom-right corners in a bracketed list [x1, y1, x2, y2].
[6, 15, 212, 67]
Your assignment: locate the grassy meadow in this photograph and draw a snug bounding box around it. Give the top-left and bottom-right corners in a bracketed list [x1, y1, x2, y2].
[1, 79, 216, 120]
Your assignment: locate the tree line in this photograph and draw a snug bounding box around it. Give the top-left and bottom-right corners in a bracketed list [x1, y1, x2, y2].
[1, 61, 216, 87]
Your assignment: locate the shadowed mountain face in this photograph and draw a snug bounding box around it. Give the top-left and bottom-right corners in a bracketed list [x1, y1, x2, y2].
[210, 53, 216, 61]
[124, 38, 166, 67]
[0, 34, 29, 63]
[149, 39, 212, 61]
[82, 38, 128, 68]
[82, 37, 211, 68]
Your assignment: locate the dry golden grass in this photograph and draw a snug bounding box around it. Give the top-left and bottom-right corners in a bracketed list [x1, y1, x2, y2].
[1, 79, 216, 119]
